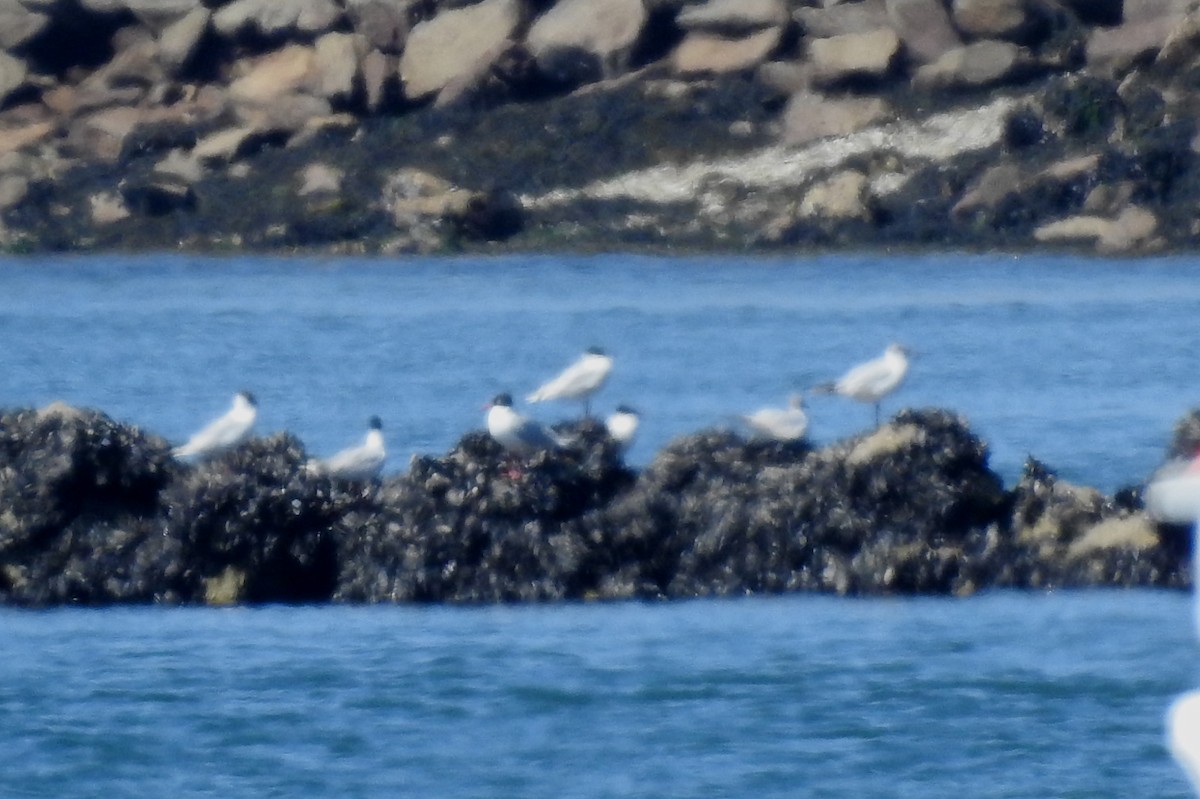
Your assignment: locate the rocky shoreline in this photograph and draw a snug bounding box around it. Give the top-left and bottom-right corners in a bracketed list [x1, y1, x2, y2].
[0, 400, 1192, 607]
[0, 0, 1198, 255]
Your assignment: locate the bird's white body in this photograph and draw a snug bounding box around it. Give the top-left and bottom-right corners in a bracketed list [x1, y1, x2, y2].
[1148, 452, 1200, 796]
[833, 344, 909, 404]
[605, 406, 640, 450]
[742, 395, 808, 441]
[172, 392, 257, 459]
[527, 349, 613, 413]
[487, 397, 563, 455]
[314, 423, 386, 481]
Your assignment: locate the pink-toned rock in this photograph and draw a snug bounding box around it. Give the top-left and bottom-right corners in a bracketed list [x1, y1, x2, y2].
[1086, 16, 1179, 74]
[672, 27, 783, 75]
[0, 53, 29, 108]
[213, 0, 342, 39]
[90, 192, 131, 225]
[808, 29, 901, 86]
[951, 0, 1032, 40]
[781, 91, 891, 146]
[346, 0, 417, 53]
[799, 169, 871, 220]
[230, 45, 317, 103]
[399, 0, 522, 100]
[677, 0, 788, 34]
[0, 4, 48, 50]
[526, 0, 647, 77]
[313, 32, 360, 104]
[795, 0, 891, 37]
[912, 40, 1029, 90]
[886, 0, 962, 64]
[0, 120, 55, 157]
[158, 7, 211, 72]
[361, 48, 399, 112]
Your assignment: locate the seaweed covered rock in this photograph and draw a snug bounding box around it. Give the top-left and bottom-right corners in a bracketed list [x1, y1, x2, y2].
[0, 403, 180, 605]
[592, 408, 1010, 599]
[1006, 458, 1185, 588]
[334, 420, 636, 603]
[163, 433, 367, 604]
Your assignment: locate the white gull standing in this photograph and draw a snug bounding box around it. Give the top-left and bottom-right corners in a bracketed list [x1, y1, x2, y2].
[742, 394, 808, 441]
[310, 416, 386, 481]
[815, 343, 910, 426]
[1145, 450, 1200, 796]
[486, 393, 565, 455]
[171, 391, 257, 460]
[605, 405, 640, 451]
[526, 347, 613, 417]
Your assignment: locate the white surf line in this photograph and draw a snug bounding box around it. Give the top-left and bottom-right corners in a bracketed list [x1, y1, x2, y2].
[522, 96, 1017, 208]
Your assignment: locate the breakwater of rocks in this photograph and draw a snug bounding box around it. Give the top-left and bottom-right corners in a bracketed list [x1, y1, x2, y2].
[0, 401, 1190, 607]
[2, 0, 1200, 255]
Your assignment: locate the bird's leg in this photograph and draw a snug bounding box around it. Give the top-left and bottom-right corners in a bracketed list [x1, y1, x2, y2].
[874, 403, 881, 427]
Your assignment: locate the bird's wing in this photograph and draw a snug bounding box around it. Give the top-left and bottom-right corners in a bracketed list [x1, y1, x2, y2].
[515, 417, 564, 449]
[528, 356, 609, 401]
[173, 410, 248, 456]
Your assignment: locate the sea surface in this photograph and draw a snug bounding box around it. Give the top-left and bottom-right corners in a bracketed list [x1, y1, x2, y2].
[2, 252, 1200, 796]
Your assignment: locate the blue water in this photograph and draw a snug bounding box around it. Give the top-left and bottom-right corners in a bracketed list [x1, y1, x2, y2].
[1, 252, 1198, 491]
[4, 252, 1200, 796]
[1, 592, 1196, 797]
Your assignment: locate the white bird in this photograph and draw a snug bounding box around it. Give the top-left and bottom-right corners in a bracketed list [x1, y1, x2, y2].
[172, 391, 257, 460]
[486, 393, 565, 455]
[309, 416, 386, 481]
[1146, 450, 1200, 796]
[742, 394, 808, 441]
[605, 405, 640, 451]
[815, 343, 911, 426]
[526, 347, 613, 417]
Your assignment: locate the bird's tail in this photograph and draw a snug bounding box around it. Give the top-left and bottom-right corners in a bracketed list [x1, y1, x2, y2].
[525, 389, 547, 403]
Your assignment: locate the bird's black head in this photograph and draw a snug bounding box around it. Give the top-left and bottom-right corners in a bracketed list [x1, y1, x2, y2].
[586, 346, 607, 356]
[238, 391, 258, 407]
[615, 404, 638, 415]
[491, 393, 514, 407]
[368, 416, 383, 430]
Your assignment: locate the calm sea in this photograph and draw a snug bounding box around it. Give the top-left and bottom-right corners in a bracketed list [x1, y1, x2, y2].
[2, 252, 1199, 796]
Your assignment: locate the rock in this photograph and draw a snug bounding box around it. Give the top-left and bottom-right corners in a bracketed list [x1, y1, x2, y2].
[383, 166, 523, 243]
[0, 4, 49, 51]
[1086, 13, 1183, 75]
[118, 177, 196, 215]
[677, 0, 789, 35]
[0, 52, 29, 108]
[346, 0, 417, 54]
[799, 169, 872, 221]
[885, 0, 963, 64]
[951, 0, 1035, 40]
[313, 32, 361, 105]
[361, 48, 400, 112]
[781, 91, 891, 146]
[808, 29, 901, 87]
[90, 191, 131, 224]
[399, 0, 522, 100]
[0, 120, 54, 157]
[212, 0, 342, 41]
[951, 161, 1023, 217]
[0, 173, 29, 209]
[756, 59, 811, 96]
[526, 0, 648, 83]
[153, 148, 204, 183]
[672, 28, 783, 76]
[912, 40, 1034, 91]
[1033, 205, 1160, 252]
[230, 45, 318, 104]
[193, 125, 285, 164]
[158, 7, 210, 73]
[795, 0, 892, 37]
[432, 41, 539, 110]
[298, 161, 343, 196]
[119, 0, 202, 32]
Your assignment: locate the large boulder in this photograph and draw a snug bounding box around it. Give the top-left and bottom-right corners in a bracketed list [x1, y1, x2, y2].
[677, 0, 789, 35]
[781, 91, 891, 146]
[398, 0, 522, 100]
[672, 28, 783, 76]
[526, 0, 648, 85]
[886, 0, 963, 64]
[212, 0, 343, 41]
[0, 3, 49, 50]
[808, 29, 902, 87]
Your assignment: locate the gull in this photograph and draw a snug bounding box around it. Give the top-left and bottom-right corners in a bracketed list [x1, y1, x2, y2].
[814, 343, 911, 426]
[309, 416, 386, 481]
[1146, 451, 1200, 796]
[605, 405, 640, 451]
[172, 391, 257, 460]
[742, 394, 808, 441]
[486, 393, 565, 455]
[526, 346, 613, 417]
